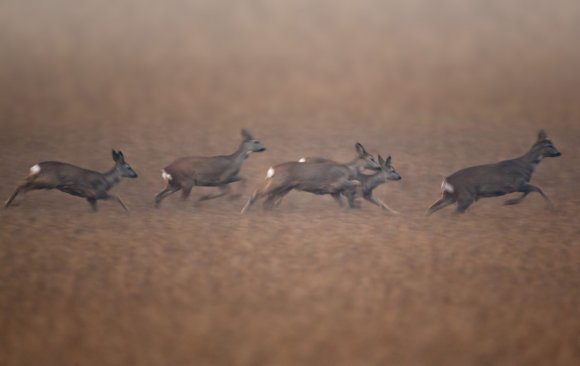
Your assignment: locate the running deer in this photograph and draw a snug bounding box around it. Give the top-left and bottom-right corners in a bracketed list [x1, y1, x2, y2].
[4, 150, 138, 212]
[299, 155, 402, 213]
[154, 129, 266, 207]
[240, 143, 380, 213]
[427, 130, 561, 215]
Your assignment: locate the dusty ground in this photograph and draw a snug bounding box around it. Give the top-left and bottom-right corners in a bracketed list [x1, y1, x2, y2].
[1, 1, 580, 365]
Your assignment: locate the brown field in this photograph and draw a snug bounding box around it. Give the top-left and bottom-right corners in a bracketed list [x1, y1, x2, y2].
[1, 1, 580, 365]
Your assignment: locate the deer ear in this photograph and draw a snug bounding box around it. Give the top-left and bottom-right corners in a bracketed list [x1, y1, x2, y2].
[386, 156, 392, 166]
[355, 143, 367, 157]
[537, 130, 547, 141]
[112, 149, 120, 162]
[241, 129, 254, 141]
[378, 154, 385, 165]
[117, 150, 125, 161]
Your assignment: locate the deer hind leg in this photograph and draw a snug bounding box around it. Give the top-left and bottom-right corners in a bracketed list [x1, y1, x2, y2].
[241, 190, 258, 214]
[4, 181, 37, 208]
[455, 193, 475, 214]
[263, 187, 292, 210]
[427, 192, 456, 215]
[154, 184, 181, 208]
[241, 185, 267, 214]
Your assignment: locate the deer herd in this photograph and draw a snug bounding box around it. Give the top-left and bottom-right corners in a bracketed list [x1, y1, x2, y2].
[4, 129, 562, 215]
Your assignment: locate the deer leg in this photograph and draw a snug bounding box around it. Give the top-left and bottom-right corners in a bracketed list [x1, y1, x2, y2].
[241, 179, 279, 214]
[522, 184, 554, 208]
[263, 193, 282, 210]
[427, 193, 455, 215]
[87, 198, 98, 212]
[331, 192, 344, 207]
[4, 182, 36, 208]
[154, 185, 180, 208]
[241, 188, 262, 214]
[199, 184, 230, 201]
[263, 187, 292, 210]
[455, 194, 475, 214]
[181, 186, 193, 201]
[504, 192, 529, 205]
[106, 194, 129, 212]
[345, 190, 361, 208]
[364, 193, 399, 214]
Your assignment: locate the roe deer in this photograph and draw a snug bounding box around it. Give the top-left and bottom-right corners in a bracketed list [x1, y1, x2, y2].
[299, 155, 402, 213]
[240, 143, 380, 213]
[4, 150, 138, 212]
[154, 129, 266, 207]
[427, 130, 561, 215]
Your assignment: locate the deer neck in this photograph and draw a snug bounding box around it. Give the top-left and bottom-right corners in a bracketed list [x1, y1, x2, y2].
[364, 170, 386, 190]
[345, 157, 365, 177]
[104, 165, 122, 189]
[226, 141, 250, 174]
[520, 145, 544, 171]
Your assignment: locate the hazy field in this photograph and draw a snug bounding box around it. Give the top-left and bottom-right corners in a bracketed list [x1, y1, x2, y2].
[1, 1, 580, 365]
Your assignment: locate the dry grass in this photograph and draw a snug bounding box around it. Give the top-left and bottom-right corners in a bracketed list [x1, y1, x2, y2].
[1, 1, 580, 365]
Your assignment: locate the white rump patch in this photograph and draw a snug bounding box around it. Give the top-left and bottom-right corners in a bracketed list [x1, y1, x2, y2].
[441, 180, 454, 193]
[266, 167, 275, 179]
[161, 169, 172, 181]
[298, 157, 306, 163]
[29, 164, 41, 175]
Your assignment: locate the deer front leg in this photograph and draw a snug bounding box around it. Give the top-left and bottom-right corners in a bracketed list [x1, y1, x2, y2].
[504, 192, 529, 205]
[199, 184, 231, 201]
[331, 192, 345, 207]
[241, 188, 261, 214]
[345, 190, 361, 208]
[87, 198, 98, 212]
[106, 194, 129, 212]
[521, 183, 554, 209]
[364, 193, 399, 214]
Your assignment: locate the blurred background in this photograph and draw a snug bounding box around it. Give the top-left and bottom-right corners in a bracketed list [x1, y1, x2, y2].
[1, 1, 579, 365]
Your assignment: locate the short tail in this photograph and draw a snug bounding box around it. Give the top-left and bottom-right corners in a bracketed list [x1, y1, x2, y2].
[161, 169, 172, 182]
[29, 164, 41, 177]
[441, 179, 454, 194]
